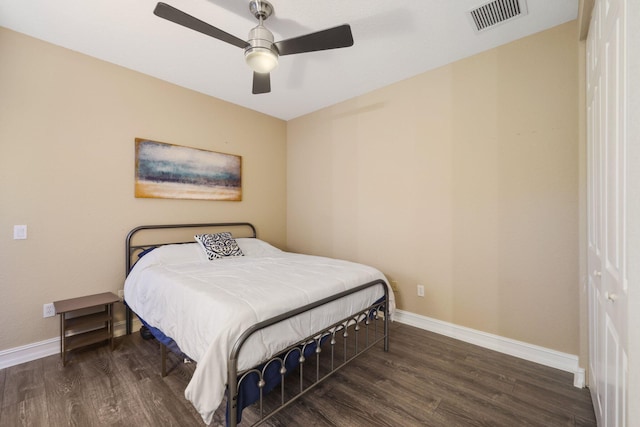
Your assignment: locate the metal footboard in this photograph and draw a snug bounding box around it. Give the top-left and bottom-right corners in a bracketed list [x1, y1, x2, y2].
[227, 279, 390, 427]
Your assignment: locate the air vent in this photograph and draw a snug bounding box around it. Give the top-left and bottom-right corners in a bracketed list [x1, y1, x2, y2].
[468, 0, 528, 32]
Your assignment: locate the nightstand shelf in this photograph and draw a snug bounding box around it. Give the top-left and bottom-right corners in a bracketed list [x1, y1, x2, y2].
[65, 328, 111, 351]
[53, 292, 120, 366]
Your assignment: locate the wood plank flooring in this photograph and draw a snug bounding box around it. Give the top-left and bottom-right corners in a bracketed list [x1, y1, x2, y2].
[0, 322, 596, 426]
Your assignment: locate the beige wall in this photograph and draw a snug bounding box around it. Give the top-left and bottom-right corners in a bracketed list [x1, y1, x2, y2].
[0, 21, 583, 359]
[0, 28, 287, 351]
[287, 21, 581, 355]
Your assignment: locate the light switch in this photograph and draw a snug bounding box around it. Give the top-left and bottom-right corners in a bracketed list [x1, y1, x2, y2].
[13, 225, 27, 240]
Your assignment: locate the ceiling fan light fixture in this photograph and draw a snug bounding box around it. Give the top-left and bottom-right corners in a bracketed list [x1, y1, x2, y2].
[245, 24, 278, 73]
[245, 46, 278, 73]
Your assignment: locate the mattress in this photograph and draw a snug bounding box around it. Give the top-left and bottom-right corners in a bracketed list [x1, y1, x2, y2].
[124, 238, 395, 424]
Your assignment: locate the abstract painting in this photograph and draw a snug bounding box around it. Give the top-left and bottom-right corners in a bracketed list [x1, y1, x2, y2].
[135, 138, 242, 201]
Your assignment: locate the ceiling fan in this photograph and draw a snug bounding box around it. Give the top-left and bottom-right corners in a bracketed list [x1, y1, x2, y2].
[153, 1, 354, 94]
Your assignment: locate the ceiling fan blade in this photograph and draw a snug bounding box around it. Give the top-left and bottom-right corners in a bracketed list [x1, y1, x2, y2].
[252, 72, 271, 94]
[154, 2, 248, 49]
[273, 24, 353, 56]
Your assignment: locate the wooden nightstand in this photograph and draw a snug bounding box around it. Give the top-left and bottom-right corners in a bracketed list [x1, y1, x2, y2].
[53, 292, 120, 366]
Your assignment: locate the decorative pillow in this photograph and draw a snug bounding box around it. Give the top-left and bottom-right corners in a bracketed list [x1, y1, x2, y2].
[194, 232, 244, 260]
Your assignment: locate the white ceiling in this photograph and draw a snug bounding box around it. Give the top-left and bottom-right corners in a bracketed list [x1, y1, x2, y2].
[0, 0, 578, 120]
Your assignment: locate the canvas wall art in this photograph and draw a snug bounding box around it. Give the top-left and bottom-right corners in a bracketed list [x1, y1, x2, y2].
[135, 138, 242, 201]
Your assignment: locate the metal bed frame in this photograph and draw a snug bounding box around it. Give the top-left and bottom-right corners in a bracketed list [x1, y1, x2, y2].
[124, 222, 390, 426]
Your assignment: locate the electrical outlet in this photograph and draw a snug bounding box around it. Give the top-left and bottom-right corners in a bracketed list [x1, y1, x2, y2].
[118, 289, 124, 299]
[390, 280, 399, 292]
[417, 284, 425, 297]
[43, 303, 56, 318]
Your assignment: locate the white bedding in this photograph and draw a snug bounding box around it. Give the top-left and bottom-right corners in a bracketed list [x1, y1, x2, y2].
[124, 238, 395, 425]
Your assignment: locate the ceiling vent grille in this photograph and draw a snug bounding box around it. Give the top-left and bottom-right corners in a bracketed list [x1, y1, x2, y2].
[468, 0, 528, 32]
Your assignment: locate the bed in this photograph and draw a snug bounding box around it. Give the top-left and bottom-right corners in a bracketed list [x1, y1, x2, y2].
[123, 222, 395, 426]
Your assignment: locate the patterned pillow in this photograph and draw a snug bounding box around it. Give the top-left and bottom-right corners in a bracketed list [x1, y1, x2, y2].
[194, 232, 244, 260]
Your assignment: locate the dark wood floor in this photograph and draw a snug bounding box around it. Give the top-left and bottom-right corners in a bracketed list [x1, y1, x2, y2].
[0, 322, 596, 426]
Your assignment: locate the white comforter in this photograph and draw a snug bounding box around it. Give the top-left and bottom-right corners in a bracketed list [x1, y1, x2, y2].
[124, 239, 395, 425]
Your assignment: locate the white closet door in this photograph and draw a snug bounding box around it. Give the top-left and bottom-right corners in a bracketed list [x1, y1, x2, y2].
[586, 0, 628, 425]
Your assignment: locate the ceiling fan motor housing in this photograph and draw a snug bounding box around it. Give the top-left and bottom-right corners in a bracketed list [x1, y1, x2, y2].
[245, 25, 279, 73]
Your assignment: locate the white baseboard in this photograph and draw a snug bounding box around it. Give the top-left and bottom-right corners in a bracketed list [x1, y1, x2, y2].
[394, 309, 585, 388]
[0, 319, 142, 370]
[0, 337, 59, 370]
[3, 313, 585, 389]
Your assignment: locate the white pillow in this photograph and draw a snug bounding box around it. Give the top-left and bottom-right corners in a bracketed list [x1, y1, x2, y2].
[235, 238, 282, 257]
[133, 239, 280, 271]
[137, 243, 207, 266]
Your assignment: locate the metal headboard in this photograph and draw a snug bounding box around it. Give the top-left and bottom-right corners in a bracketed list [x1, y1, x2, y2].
[124, 222, 257, 334]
